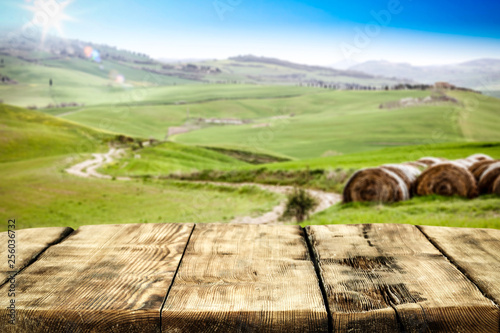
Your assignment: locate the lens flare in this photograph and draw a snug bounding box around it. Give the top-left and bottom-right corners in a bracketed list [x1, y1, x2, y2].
[83, 46, 101, 63]
[91, 49, 101, 62]
[115, 74, 125, 84]
[84, 46, 93, 58]
[108, 70, 125, 84]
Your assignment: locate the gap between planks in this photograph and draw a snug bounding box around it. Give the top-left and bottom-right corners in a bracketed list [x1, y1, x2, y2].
[302, 227, 334, 333]
[159, 224, 196, 330]
[0, 227, 74, 289]
[416, 225, 500, 310]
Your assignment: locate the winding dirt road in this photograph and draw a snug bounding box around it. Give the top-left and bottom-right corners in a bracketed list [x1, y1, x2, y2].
[66, 148, 341, 224]
[65, 148, 131, 180]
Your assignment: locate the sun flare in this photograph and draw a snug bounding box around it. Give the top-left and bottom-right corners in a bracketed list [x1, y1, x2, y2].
[21, 0, 74, 42]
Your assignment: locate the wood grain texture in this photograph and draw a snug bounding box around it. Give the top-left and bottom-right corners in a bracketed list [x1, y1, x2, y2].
[307, 224, 500, 333]
[161, 224, 328, 332]
[420, 225, 500, 306]
[0, 223, 193, 333]
[0, 227, 73, 285]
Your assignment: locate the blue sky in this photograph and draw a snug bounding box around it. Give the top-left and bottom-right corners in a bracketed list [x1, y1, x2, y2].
[1, 0, 499, 65]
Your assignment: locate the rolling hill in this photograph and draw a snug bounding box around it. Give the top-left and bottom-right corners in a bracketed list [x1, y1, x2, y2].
[0, 103, 280, 231]
[0, 32, 405, 102]
[171, 89, 500, 159]
[0, 103, 114, 162]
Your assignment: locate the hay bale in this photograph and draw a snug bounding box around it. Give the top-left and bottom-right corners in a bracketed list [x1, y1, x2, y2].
[468, 160, 498, 181]
[466, 153, 493, 163]
[454, 159, 474, 168]
[414, 162, 478, 198]
[381, 164, 422, 190]
[402, 161, 428, 169]
[478, 161, 500, 195]
[417, 157, 447, 166]
[343, 168, 409, 203]
[493, 176, 500, 195]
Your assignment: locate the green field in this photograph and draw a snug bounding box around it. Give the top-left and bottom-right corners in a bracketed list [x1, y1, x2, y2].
[97, 140, 500, 229]
[2, 45, 500, 231]
[263, 141, 500, 170]
[303, 195, 500, 229]
[0, 155, 279, 232]
[54, 88, 500, 159]
[102, 142, 249, 177]
[0, 105, 281, 232]
[172, 90, 500, 159]
[0, 104, 114, 162]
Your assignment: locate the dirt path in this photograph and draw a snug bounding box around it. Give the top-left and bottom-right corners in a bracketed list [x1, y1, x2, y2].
[66, 149, 341, 224]
[65, 148, 131, 180]
[195, 181, 341, 224]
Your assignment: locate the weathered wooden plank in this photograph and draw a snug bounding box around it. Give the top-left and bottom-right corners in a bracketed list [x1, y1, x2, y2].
[0, 227, 73, 285]
[307, 224, 500, 333]
[420, 225, 500, 306]
[0, 223, 193, 333]
[161, 224, 328, 332]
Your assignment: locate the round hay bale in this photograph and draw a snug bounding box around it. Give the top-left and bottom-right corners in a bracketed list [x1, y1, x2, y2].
[343, 167, 409, 203]
[468, 160, 498, 181]
[381, 164, 422, 190]
[466, 153, 493, 163]
[478, 161, 500, 195]
[417, 157, 447, 166]
[402, 161, 428, 169]
[454, 159, 474, 168]
[414, 162, 478, 198]
[493, 176, 500, 195]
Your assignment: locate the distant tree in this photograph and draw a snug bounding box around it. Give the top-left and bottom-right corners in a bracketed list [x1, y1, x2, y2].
[49, 78, 53, 86]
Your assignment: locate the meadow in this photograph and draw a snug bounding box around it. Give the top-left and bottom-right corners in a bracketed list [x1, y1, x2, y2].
[1, 52, 500, 231]
[0, 103, 280, 232]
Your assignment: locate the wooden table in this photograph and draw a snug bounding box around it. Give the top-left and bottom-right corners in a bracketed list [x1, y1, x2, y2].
[0, 223, 499, 332]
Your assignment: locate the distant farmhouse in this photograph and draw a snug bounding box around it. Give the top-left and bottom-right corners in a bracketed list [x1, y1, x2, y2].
[434, 82, 456, 90]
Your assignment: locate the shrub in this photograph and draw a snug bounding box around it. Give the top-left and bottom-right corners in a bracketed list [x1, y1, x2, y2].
[282, 187, 318, 223]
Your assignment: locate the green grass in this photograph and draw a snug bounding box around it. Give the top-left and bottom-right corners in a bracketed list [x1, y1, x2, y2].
[263, 142, 500, 170]
[1, 64, 320, 108]
[0, 155, 280, 232]
[101, 141, 500, 194]
[102, 142, 249, 177]
[451, 91, 500, 142]
[302, 195, 500, 229]
[0, 104, 114, 162]
[41, 58, 200, 86]
[4, 46, 500, 232]
[55, 85, 323, 138]
[172, 90, 476, 159]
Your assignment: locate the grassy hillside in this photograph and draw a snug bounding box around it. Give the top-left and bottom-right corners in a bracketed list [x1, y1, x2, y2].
[451, 91, 500, 142]
[0, 155, 279, 232]
[196, 56, 401, 86]
[94, 141, 500, 229]
[57, 87, 332, 138]
[0, 104, 114, 162]
[99, 141, 500, 194]
[102, 142, 249, 177]
[173, 90, 484, 159]
[263, 142, 500, 170]
[0, 104, 281, 231]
